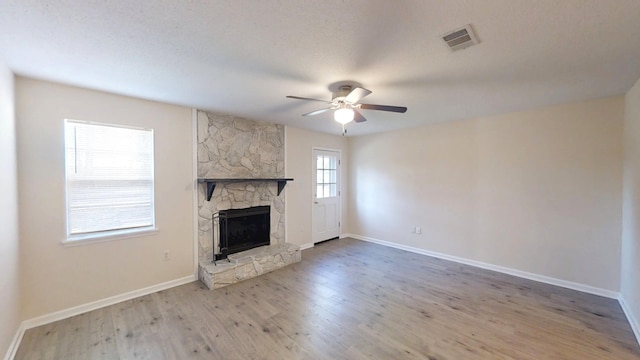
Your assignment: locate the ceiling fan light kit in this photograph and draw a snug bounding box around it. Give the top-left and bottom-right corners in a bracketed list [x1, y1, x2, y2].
[286, 84, 407, 134]
[334, 106, 354, 125]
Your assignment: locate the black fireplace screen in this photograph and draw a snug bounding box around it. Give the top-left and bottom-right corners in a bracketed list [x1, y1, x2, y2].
[213, 206, 270, 262]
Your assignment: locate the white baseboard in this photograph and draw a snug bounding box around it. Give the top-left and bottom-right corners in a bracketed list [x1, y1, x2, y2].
[4, 275, 198, 360]
[5, 275, 196, 360]
[7, 238, 637, 358]
[299, 234, 349, 250]
[299, 242, 314, 251]
[4, 323, 25, 360]
[344, 233, 619, 299]
[619, 294, 640, 347]
[22, 275, 196, 330]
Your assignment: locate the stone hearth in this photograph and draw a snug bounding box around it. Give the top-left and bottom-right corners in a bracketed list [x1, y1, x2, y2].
[199, 243, 301, 289]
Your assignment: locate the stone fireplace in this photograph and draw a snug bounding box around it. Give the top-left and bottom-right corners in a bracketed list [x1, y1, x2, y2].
[196, 111, 300, 289]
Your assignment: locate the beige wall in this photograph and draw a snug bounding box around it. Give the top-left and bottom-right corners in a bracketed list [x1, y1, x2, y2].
[622, 78, 640, 334]
[348, 97, 623, 291]
[6, 73, 634, 348]
[16, 78, 194, 319]
[0, 61, 21, 357]
[285, 126, 348, 247]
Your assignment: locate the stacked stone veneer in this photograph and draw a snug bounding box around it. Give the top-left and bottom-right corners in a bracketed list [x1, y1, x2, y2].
[197, 110, 300, 289]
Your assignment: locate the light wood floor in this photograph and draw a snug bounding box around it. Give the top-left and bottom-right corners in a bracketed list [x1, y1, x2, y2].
[16, 238, 640, 359]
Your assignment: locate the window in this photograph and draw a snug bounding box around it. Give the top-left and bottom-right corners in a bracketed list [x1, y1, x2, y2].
[64, 119, 155, 241]
[316, 154, 337, 198]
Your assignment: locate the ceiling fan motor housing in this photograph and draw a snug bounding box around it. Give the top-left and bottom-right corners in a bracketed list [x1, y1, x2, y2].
[286, 83, 407, 129]
[332, 85, 353, 102]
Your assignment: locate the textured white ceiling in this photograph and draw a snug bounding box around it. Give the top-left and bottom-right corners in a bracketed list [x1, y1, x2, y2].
[1, 0, 639, 136]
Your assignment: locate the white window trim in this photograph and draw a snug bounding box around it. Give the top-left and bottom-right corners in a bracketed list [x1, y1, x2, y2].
[63, 119, 156, 244]
[61, 226, 159, 247]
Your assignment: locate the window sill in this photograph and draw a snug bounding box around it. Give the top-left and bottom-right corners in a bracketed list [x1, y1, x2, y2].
[62, 227, 158, 247]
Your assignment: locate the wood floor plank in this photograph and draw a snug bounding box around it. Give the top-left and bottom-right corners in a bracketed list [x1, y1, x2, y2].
[15, 238, 640, 359]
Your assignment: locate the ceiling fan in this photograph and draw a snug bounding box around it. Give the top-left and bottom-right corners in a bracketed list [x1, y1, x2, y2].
[286, 85, 407, 134]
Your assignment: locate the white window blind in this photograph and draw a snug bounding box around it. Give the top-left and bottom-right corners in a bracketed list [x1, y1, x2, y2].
[64, 119, 155, 238]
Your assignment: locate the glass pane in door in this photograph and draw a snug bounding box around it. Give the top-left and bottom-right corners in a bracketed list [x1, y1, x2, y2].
[316, 154, 337, 199]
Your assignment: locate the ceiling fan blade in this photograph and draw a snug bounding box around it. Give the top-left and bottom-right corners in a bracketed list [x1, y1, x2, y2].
[344, 87, 372, 104]
[359, 103, 408, 113]
[286, 95, 333, 104]
[302, 108, 331, 116]
[353, 109, 367, 123]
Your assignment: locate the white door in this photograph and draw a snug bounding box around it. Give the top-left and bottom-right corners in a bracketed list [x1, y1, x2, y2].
[312, 149, 341, 243]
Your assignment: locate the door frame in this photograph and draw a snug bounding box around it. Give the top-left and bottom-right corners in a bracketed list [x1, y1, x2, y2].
[311, 147, 342, 243]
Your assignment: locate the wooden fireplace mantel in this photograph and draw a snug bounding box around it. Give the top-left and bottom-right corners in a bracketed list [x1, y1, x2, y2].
[197, 178, 294, 201]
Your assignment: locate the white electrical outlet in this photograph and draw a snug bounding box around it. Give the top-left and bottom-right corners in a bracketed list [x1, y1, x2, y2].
[163, 251, 170, 260]
[415, 226, 422, 234]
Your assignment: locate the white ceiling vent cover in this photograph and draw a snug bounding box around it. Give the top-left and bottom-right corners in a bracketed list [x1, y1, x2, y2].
[442, 24, 479, 51]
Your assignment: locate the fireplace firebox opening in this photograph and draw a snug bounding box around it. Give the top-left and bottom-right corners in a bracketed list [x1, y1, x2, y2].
[213, 206, 270, 262]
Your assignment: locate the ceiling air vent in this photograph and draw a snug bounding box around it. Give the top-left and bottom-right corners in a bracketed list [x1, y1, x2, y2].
[442, 24, 479, 51]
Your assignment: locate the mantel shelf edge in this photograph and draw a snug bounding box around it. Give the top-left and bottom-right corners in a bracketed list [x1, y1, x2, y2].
[197, 178, 294, 201]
